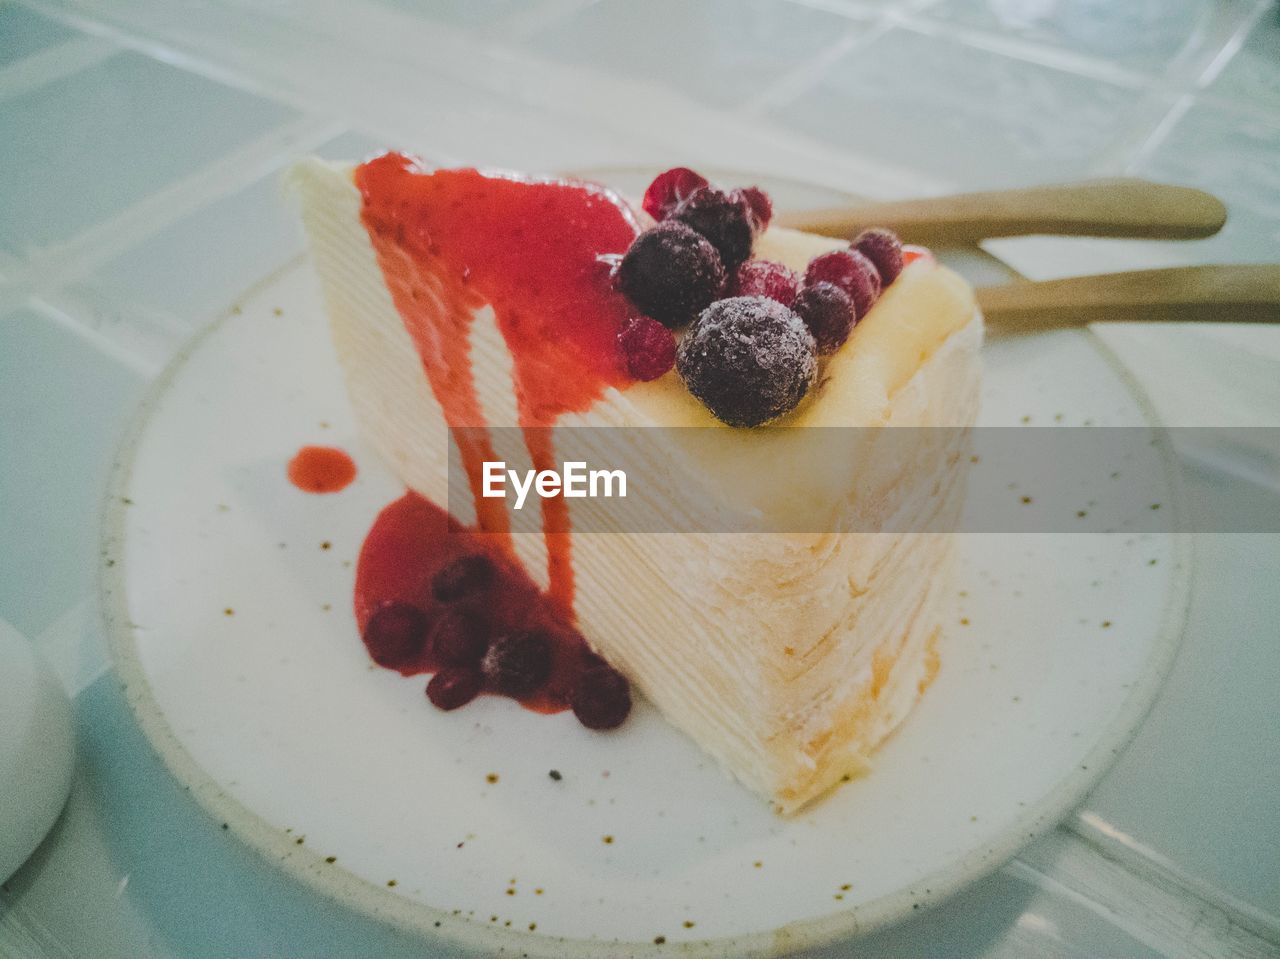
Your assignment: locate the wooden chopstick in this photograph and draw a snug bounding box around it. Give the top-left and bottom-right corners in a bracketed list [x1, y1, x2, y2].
[978, 265, 1280, 329]
[777, 179, 1227, 245]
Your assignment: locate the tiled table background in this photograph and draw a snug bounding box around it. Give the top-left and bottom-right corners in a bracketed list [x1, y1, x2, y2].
[2, 0, 1279, 955]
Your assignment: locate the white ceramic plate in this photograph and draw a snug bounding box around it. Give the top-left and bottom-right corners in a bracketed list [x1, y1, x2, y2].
[102, 174, 1191, 958]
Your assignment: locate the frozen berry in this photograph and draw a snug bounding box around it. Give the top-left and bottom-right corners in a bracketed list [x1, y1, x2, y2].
[672, 186, 755, 270]
[426, 666, 482, 711]
[430, 607, 489, 666]
[364, 601, 429, 669]
[641, 167, 708, 222]
[571, 665, 632, 730]
[731, 259, 799, 306]
[676, 296, 817, 428]
[431, 553, 494, 603]
[740, 186, 773, 233]
[853, 228, 904, 286]
[482, 630, 552, 697]
[793, 282, 856, 355]
[618, 315, 676, 381]
[803, 249, 881, 319]
[617, 222, 725, 328]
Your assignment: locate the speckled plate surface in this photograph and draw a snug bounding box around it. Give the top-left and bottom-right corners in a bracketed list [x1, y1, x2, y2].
[101, 175, 1190, 959]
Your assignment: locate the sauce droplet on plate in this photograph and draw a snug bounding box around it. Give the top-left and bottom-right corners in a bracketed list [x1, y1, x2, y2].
[288, 445, 357, 493]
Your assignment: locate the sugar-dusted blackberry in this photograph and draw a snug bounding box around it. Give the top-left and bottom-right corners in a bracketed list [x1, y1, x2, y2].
[426, 666, 482, 711]
[803, 249, 881, 319]
[431, 553, 494, 603]
[482, 630, 553, 697]
[731, 258, 800, 307]
[618, 315, 676, 381]
[430, 606, 490, 666]
[672, 186, 755, 270]
[363, 601, 429, 669]
[641, 167, 708, 222]
[853, 227, 904, 286]
[617, 222, 725, 328]
[793, 281, 856, 355]
[571, 664, 632, 730]
[676, 296, 817, 428]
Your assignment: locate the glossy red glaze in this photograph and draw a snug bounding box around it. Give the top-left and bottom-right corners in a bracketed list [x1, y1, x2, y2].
[354, 154, 640, 609]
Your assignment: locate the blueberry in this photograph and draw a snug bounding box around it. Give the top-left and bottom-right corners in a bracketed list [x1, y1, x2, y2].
[363, 601, 429, 669]
[792, 281, 856, 355]
[482, 630, 553, 697]
[672, 186, 755, 270]
[430, 607, 489, 666]
[426, 666, 482, 711]
[571, 665, 632, 730]
[676, 296, 817, 428]
[617, 222, 725, 328]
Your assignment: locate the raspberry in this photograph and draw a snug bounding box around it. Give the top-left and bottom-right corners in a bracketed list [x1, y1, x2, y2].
[641, 167, 708, 222]
[618, 315, 676, 381]
[571, 665, 632, 730]
[676, 296, 817, 428]
[482, 630, 552, 697]
[793, 282, 856, 355]
[426, 666, 482, 711]
[740, 186, 773, 233]
[731, 259, 799, 307]
[363, 601, 430, 669]
[803, 249, 881, 319]
[617, 222, 725, 328]
[431, 553, 494, 603]
[672, 186, 755, 270]
[853, 228, 904, 286]
[430, 607, 489, 666]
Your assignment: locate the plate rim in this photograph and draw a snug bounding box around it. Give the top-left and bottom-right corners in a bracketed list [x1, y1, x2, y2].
[100, 230, 1194, 959]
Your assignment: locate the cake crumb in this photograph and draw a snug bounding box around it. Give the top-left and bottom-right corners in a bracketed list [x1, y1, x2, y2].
[486, 773, 499, 784]
[548, 769, 562, 781]
[602, 835, 614, 844]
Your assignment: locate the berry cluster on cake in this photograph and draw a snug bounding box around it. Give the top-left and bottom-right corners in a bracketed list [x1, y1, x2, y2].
[292, 155, 981, 813]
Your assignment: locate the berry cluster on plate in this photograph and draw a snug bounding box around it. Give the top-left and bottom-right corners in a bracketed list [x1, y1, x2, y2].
[613, 167, 910, 428]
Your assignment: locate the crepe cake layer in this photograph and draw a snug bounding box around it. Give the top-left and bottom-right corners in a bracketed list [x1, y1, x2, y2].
[291, 157, 982, 812]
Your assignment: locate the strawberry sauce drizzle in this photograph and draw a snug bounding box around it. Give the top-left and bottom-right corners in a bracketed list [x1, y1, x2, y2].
[354, 154, 639, 611]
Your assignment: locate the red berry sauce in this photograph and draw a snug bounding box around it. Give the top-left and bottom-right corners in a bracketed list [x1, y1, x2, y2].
[356, 492, 601, 714]
[288, 445, 357, 493]
[351, 154, 643, 718]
